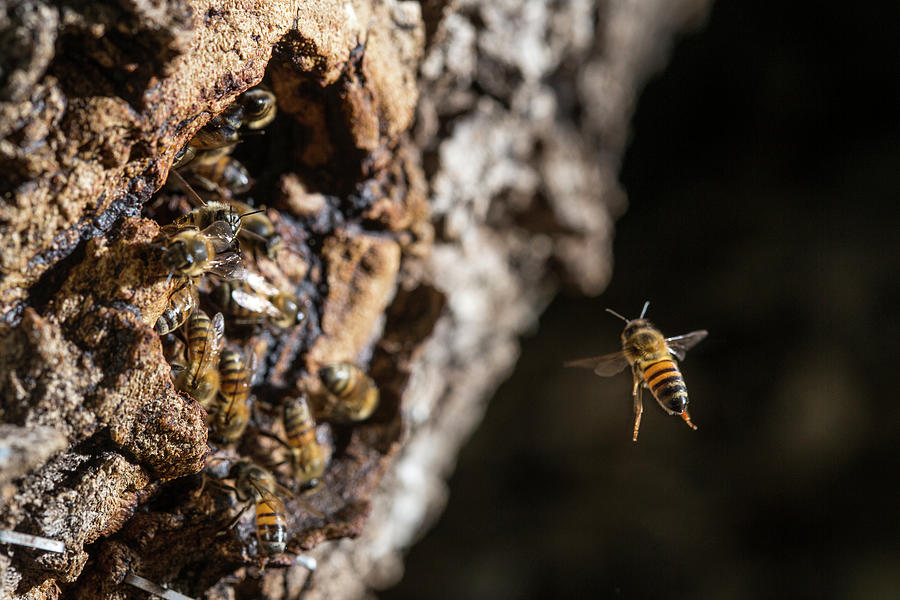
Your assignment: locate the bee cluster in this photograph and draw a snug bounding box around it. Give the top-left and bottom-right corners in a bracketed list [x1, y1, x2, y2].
[149, 86, 380, 562]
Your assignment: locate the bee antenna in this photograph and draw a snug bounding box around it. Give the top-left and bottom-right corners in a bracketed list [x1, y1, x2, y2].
[170, 168, 209, 208]
[604, 308, 628, 323]
[239, 208, 266, 219]
[639, 301, 650, 319]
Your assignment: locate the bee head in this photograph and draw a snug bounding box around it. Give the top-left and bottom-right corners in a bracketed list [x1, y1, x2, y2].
[622, 318, 651, 338]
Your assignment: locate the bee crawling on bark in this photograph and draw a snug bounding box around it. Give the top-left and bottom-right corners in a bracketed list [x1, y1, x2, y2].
[174, 310, 225, 407]
[206, 460, 324, 560]
[318, 362, 380, 423]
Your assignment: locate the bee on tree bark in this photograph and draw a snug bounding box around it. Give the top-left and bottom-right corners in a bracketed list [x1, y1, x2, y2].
[175, 310, 225, 407]
[318, 362, 379, 423]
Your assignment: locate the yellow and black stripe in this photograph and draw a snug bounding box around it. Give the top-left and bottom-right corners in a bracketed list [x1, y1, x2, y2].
[219, 349, 250, 404]
[642, 359, 689, 413]
[185, 311, 213, 377]
[284, 396, 316, 449]
[255, 499, 287, 555]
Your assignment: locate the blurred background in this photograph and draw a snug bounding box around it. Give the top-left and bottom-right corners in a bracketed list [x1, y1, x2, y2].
[385, 1, 900, 598]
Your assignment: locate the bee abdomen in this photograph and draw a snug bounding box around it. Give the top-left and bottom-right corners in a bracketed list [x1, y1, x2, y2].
[219, 349, 249, 400]
[644, 359, 689, 412]
[256, 501, 287, 555]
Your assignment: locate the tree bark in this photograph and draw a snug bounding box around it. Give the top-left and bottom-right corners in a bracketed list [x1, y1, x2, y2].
[0, 1, 710, 598]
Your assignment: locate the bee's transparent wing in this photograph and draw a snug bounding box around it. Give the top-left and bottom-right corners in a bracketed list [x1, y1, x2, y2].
[564, 351, 630, 377]
[207, 251, 245, 281]
[195, 312, 225, 379]
[665, 330, 708, 361]
[230, 287, 282, 318]
[202, 220, 239, 250]
[242, 271, 280, 297]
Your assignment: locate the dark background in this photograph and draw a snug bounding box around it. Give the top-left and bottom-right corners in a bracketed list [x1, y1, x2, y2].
[385, 1, 900, 598]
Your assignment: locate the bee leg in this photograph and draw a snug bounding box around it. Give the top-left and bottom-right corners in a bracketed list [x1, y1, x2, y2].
[217, 500, 253, 535]
[680, 409, 698, 431]
[631, 376, 644, 442]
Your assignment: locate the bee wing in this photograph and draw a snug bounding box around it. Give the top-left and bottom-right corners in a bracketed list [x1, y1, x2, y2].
[250, 482, 287, 513]
[666, 330, 709, 361]
[231, 287, 283, 318]
[564, 351, 630, 377]
[195, 312, 226, 377]
[201, 220, 238, 249]
[267, 480, 327, 519]
[207, 252, 245, 281]
[242, 271, 280, 297]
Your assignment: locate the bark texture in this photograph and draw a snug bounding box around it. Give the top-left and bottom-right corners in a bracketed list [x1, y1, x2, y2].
[0, 0, 709, 598]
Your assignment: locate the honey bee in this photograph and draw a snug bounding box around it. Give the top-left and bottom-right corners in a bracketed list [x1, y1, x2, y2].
[209, 348, 254, 444]
[229, 199, 282, 259]
[189, 104, 243, 151]
[319, 362, 379, 422]
[175, 310, 225, 407]
[260, 396, 327, 489]
[155, 278, 199, 335]
[164, 199, 243, 239]
[228, 461, 290, 556]
[237, 86, 277, 130]
[565, 301, 707, 441]
[161, 220, 243, 280]
[188, 156, 253, 195]
[212, 272, 303, 329]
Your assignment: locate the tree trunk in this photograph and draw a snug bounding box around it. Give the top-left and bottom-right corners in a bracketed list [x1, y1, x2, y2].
[0, 1, 709, 598]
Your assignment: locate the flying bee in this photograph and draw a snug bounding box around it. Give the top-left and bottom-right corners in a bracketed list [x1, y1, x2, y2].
[160, 220, 244, 281]
[212, 272, 303, 329]
[156, 278, 199, 335]
[565, 301, 708, 441]
[237, 86, 277, 129]
[175, 310, 225, 407]
[209, 348, 254, 444]
[319, 362, 379, 422]
[259, 396, 327, 489]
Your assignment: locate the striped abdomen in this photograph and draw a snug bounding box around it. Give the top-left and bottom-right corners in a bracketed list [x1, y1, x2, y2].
[283, 396, 326, 485]
[156, 280, 198, 335]
[219, 349, 250, 405]
[641, 358, 689, 414]
[284, 396, 316, 448]
[255, 499, 287, 555]
[320, 363, 379, 422]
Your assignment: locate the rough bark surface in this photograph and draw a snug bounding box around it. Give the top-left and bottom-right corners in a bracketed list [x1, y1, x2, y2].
[0, 0, 709, 598]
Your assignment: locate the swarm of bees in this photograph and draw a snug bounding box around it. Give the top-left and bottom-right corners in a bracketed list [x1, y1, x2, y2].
[149, 86, 381, 563]
[566, 301, 707, 441]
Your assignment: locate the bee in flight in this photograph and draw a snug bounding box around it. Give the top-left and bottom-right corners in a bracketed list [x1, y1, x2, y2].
[565, 301, 707, 441]
[318, 362, 379, 423]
